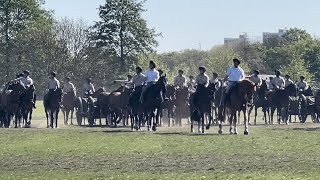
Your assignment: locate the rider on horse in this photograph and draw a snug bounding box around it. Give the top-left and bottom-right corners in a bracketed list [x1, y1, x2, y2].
[297, 76, 309, 92]
[174, 70, 187, 88]
[15, 70, 36, 108]
[132, 66, 146, 89]
[47, 71, 61, 106]
[249, 70, 262, 87]
[140, 61, 160, 103]
[196, 66, 209, 88]
[271, 70, 285, 90]
[285, 75, 293, 87]
[63, 77, 76, 95]
[221, 58, 245, 107]
[83, 78, 95, 98]
[187, 75, 196, 91]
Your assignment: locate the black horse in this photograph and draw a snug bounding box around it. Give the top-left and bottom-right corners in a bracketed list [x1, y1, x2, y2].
[141, 76, 167, 131]
[3, 82, 26, 128]
[20, 85, 36, 127]
[190, 83, 215, 133]
[44, 88, 63, 128]
[248, 80, 270, 125]
[267, 83, 298, 125]
[129, 85, 145, 131]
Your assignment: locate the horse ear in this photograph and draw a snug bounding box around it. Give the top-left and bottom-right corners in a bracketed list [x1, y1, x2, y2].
[164, 74, 167, 78]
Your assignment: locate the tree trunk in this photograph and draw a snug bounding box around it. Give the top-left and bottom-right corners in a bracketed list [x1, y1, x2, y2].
[4, 0, 11, 81]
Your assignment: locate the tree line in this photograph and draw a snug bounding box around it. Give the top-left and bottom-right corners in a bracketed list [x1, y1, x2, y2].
[0, 0, 319, 96]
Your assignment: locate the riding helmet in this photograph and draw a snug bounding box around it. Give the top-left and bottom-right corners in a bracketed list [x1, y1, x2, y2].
[300, 76, 305, 80]
[23, 70, 30, 75]
[233, 58, 241, 65]
[136, 66, 143, 73]
[149, 61, 156, 68]
[199, 66, 206, 72]
[50, 71, 57, 77]
[254, 70, 260, 75]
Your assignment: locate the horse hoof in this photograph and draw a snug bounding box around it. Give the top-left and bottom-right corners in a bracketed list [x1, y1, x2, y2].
[15, 126, 18, 128]
[230, 132, 234, 135]
[205, 125, 210, 130]
[234, 132, 238, 135]
[254, 122, 257, 125]
[218, 130, 223, 134]
[191, 129, 194, 133]
[244, 131, 249, 135]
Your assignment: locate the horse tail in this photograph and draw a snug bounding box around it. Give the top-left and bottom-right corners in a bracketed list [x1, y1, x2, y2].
[218, 107, 226, 122]
[191, 109, 201, 122]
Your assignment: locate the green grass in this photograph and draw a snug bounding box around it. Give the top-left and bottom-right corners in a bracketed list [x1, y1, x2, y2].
[1, 123, 320, 179]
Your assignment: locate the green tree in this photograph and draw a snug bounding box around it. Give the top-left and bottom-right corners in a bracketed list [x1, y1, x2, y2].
[280, 58, 313, 82]
[0, 0, 50, 80]
[90, 0, 159, 72]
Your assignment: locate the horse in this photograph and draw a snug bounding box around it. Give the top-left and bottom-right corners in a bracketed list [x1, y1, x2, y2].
[129, 85, 145, 131]
[266, 83, 298, 125]
[96, 92, 111, 126]
[108, 86, 133, 127]
[190, 83, 215, 133]
[174, 86, 190, 127]
[44, 88, 63, 128]
[20, 85, 36, 128]
[141, 75, 167, 131]
[2, 82, 25, 128]
[212, 81, 223, 124]
[218, 80, 255, 135]
[159, 85, 176, 127]
[248, 80, 270, 125]
[62, 90, 76, 125]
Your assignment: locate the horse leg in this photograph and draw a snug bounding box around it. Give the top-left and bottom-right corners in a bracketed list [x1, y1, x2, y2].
[55, 110, 59, 128]
[50, 111, 54, 128]
[248, 106, 253, 125]
[201, 113, 205, 134]
[234, 112, 238, 135]
[238, 111, 241, 125]
[254, 106, 258, 125]
[63, 110, 66, 125]
[70, 110, 74, 125]
[229, 112, 234, 134]
[244, 110, 249, 135]
[206, 109, 213, 130]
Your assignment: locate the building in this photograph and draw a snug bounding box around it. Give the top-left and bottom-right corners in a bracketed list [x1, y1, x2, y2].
[262, 28, 287, 44]
[224, 33, 248, 45]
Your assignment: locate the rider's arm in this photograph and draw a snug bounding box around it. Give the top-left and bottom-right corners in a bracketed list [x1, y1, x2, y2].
[56, 80, 60, 89]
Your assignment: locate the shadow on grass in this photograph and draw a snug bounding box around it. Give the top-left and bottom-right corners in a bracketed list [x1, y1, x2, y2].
[292, 127, 320, 132]
[154, 132, 224, 137]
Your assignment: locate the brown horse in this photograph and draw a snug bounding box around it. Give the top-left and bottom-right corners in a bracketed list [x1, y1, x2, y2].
[218, 80, 255, 135]
[96, 92, 111, 126]
[248, 80, 270, 125]
[108, 86, 133, 127]
[190, 83, 215, 133]
[62, 90, 76, 125]
[174, 86, 190, 126]
[266, 83, 298, 125]
[160, 85, 176, 127]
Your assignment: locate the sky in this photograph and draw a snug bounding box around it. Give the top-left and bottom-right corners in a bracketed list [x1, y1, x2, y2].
[43, 0, 320, 53]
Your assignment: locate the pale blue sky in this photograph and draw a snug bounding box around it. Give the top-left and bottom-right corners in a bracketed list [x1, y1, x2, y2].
[43, 0, 320, 52]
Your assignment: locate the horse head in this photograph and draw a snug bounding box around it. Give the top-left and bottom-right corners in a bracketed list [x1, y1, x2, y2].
[157, 75, 167, 98]
[176, 86, 189, 101]
[166, 85, 176, 100]
[285, 83, 298, 96]
[239, 79, 255, 101]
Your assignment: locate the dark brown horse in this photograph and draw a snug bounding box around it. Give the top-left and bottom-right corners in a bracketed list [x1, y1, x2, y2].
[62, 90, 76, 125]
[174, 86, 190, 126]
[248, 80, 270, 125]
[160, 85, 176, 127]
[129, 85, 144, 131]
[141, 76, 167, 131]
[20, 85, 36, 127]
[218, 80, 255, 135]
[190, 83, 215, 133]
[266, 83, 298, 125]
[2, 82, 25, 128]
[44, 88, 63, 128]
[108, 86, 133, 127]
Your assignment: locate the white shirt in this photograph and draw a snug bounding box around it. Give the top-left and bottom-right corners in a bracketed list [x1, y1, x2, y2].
[297, 81, 308, 90]
[249, 75, 262, 86]
[285, 79, 293, 87]
[63, 82, 75, 93]
[227, 67, 245, 82]
[272, 76, 285, 88]
[48, 78, 60, 90]
[19, 76, 33, 86]
[83, 83, 95, 92]
[174, 75, 187, 87]
[145, 69, 159, 83]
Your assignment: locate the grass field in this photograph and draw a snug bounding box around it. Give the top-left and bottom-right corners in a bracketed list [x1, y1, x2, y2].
[1, 102, 320, 179]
